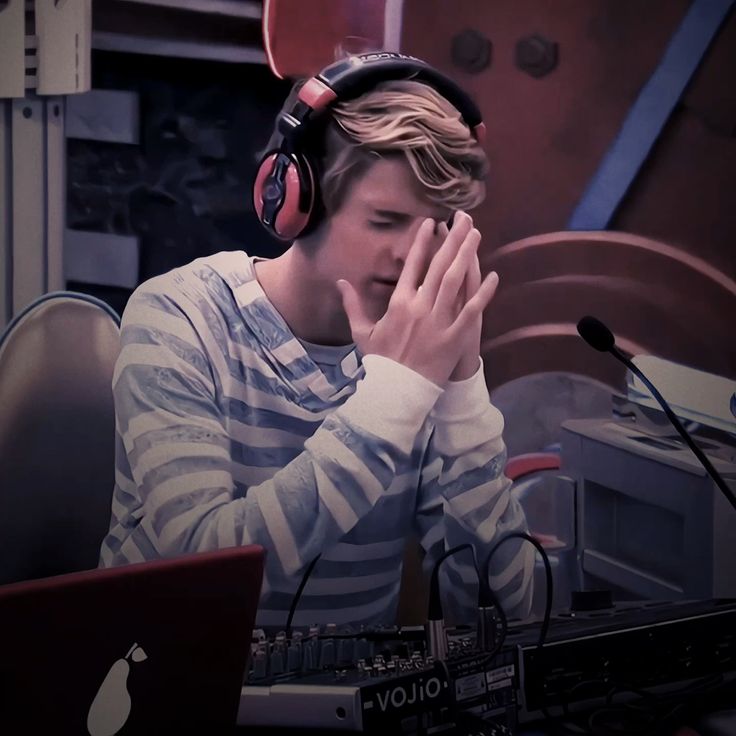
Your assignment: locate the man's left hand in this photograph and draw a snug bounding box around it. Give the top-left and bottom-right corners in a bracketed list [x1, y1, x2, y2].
[449, 249, 498, 382]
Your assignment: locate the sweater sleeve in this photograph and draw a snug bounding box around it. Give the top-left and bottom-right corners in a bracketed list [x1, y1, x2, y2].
[415, 359, 535, 624]
[103, 290, 442, 590]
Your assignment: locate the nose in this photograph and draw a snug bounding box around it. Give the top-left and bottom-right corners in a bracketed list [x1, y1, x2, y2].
[390, 218, 430, 264]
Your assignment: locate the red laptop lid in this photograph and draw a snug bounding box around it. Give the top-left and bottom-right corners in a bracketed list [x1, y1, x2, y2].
[0, 546, 264, 735]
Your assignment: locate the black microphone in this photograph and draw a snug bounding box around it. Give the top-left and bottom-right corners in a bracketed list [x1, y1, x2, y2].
[577, 316, 736, 513]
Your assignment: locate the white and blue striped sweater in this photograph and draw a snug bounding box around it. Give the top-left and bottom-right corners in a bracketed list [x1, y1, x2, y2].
[100, 250, 534, 628]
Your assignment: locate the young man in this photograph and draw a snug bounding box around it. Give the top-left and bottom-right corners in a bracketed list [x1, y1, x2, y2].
[100, 60, 534, 628]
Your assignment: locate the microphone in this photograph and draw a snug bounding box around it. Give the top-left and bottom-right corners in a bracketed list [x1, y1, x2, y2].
[577, 316, 736, 513]
[577, 315, 615, 353]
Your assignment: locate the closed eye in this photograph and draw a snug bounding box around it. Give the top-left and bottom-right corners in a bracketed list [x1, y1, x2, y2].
[368, 220, 398, 230]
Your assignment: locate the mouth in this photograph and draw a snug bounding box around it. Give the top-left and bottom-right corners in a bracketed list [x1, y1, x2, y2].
[373, 278, 399, 288]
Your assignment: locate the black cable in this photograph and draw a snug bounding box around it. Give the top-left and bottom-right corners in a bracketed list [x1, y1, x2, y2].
[604, 683, 654, 707]
[541, 672, 731, 736]
[453, 709, 504, 735]
[587, 705, 650, 736]
[482, 531, 554, 649]
[578, 673, 729, 736]
[428, 543, 479, 620]
[479, 598, 508, 660]
[285, 553, 321, 637]
[562, 678, 616, 717]
[540, 711, 590, 736]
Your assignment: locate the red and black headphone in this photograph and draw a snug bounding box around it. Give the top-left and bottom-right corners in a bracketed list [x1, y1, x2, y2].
[253, 52, 486, 242]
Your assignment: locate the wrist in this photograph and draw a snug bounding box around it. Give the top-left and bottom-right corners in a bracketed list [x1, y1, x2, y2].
[449, 353, 480, 382]
[337, 354, 442, 455]
[433, 357, 490, 420]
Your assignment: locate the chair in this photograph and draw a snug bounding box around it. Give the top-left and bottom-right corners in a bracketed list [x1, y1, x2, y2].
[506, 452, 581, 616]
[0, 292, 121, 585]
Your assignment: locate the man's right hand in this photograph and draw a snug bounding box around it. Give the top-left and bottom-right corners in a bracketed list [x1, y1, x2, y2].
[336, 214, 498, 387]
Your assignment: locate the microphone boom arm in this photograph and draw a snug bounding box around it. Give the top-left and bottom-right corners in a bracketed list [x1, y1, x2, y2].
[615, 345, 736, 513]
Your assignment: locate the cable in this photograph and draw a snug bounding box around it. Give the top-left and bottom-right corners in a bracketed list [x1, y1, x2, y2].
[284, 553, 321, 637]
[560, 679, 618, 718]
[482, 531, 554, 649]
[556, 673, 730, 736]
[426, 543, 479, 661]
[428, 543, 479, 620]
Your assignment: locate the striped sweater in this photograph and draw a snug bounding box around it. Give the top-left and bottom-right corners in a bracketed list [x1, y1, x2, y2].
[100, 250, 534, 628]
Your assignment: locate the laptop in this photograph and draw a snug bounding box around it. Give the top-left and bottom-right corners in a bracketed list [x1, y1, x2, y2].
[0, 546, 264, 735]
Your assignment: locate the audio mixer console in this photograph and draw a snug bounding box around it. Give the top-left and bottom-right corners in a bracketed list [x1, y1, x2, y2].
[238, 599, 736, 733]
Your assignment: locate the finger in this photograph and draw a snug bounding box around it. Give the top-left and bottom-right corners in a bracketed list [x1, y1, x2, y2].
[454, 250, 481, 317]
[467, 250, 482, 298]
[434, 227, 481, 312]
[454, 270, 499, 329]
[395, 218, 437, 293]
[336, 279, 373, 342]
[421, 211, 473, 301]
[420, 220, 451, 288]
[453, 269, 469, 316]
[434, 220, 449, 240]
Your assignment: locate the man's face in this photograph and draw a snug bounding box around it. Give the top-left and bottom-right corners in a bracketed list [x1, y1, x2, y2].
[306, 156, 451, 323]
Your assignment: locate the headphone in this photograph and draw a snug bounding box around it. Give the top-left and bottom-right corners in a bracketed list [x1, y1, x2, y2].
[253, 52, 486, 242]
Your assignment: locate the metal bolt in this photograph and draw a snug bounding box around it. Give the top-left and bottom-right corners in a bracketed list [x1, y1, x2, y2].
[451, 29, 492, 74]
[515, 34, 558, 78]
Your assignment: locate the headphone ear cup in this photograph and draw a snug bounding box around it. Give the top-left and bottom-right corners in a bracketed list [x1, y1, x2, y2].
[288, 155, 318, 237]
[253, 153, 279, 224]
[253, 152, 315, 241]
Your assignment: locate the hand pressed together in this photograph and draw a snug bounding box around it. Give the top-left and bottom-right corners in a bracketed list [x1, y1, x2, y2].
[336, 212, 498, 387]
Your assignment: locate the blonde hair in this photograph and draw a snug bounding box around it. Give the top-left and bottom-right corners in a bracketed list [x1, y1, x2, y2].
[319, 79, 488, 215]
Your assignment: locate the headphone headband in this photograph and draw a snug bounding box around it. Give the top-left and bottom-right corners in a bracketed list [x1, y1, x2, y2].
[320, 53, 482, 129]
[253, 53, 486, 241]
[292, 52, 484, 142]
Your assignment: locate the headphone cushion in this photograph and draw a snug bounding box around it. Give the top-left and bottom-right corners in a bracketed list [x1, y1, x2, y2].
[253, 153, 315, 241]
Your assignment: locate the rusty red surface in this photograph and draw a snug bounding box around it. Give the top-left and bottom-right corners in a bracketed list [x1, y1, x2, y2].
[401, 0, 735, 387]
[263, 0, 386, 79]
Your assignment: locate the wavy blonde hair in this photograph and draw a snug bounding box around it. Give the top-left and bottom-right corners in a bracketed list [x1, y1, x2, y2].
[319, 79, 488, 215]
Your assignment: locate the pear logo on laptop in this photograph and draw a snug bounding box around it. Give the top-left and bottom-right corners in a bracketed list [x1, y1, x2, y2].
[87, 643, 148, 736]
